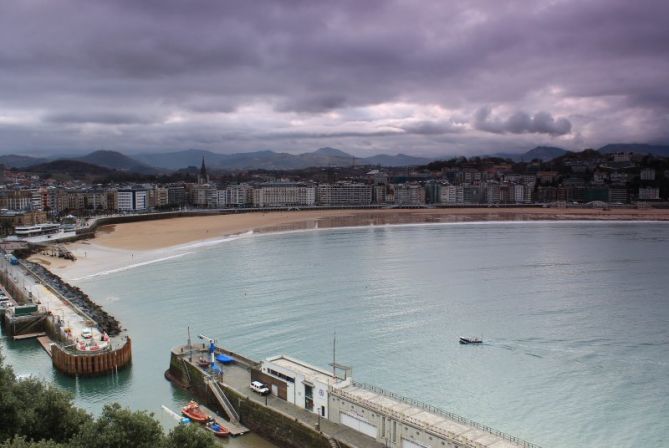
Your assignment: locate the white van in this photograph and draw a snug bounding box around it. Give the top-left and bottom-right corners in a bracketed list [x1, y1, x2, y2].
[250, 381, 270, 395]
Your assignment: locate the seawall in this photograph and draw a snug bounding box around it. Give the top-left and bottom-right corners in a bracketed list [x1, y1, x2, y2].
[51, 337, 132, 376]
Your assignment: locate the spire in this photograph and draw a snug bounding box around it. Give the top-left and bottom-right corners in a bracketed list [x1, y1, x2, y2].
[200, 156, 207, 177]
[198, 156, 209, 185]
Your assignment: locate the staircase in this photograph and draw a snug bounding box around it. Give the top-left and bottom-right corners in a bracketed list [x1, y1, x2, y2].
[205, 376, 240, 423]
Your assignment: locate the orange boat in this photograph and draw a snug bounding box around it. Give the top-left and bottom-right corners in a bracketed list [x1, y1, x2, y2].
[205, 421, 230, 438]
[181, 401, 211, 423]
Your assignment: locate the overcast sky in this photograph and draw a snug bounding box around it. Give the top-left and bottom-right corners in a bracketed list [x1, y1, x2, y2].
[1, 0, 668, 157]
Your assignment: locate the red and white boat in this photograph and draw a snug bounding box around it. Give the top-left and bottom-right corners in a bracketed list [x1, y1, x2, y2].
[181, 401, 211, 423]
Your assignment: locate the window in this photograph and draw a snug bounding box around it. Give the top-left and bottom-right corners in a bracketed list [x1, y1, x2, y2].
[267, 368, 294, 383]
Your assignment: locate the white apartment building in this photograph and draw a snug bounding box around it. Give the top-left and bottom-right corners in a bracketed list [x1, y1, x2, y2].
[219, 184, 253, 207]
[117, 189, 148, 211]
[439, 184, 464, 204]
[513, 184, 525, 203]
[252, 183, 316, 207]
[485, 181, 501, 204]
[317, 183, 372, 206]
[191, 185, 218, 208]
[393, 184, 425, 205]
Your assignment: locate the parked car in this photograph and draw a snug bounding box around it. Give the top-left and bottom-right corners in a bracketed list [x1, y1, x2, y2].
[250, 381, 270, 395]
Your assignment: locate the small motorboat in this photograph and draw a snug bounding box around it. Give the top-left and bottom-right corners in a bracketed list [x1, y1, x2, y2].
[215, 353, 234, 364]
[205, 421, 230, 438]
[459, 337, 483, 345]
[181, 401, 211, 423]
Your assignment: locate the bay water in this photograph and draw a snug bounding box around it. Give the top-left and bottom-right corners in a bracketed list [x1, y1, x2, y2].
[2, 221, 669, 447]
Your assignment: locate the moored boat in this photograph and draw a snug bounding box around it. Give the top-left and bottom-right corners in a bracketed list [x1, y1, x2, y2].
[205, 421, 230, 438]
[181, 401, 211, 423]
[459, 337, 482, 344]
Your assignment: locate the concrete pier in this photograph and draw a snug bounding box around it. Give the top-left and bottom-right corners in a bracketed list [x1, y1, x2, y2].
[168, 344, 381, 448]
[167, 343, 541, 448]
[0, 252, 131, 376]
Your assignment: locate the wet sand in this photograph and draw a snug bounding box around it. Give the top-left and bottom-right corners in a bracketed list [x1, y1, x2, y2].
[80, 208, 669, 251]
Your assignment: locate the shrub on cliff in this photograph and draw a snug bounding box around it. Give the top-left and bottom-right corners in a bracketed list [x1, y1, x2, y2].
[0, 352, 215, 448]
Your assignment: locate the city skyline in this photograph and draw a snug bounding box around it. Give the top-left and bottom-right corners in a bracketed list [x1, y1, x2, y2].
[1, 0, 668, 156]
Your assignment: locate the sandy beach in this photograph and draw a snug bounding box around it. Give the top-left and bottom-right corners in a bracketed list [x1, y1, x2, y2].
[30, 207, 669, 282]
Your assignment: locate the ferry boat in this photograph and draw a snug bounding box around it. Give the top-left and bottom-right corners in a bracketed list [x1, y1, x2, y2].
[459, 337, 482, 344]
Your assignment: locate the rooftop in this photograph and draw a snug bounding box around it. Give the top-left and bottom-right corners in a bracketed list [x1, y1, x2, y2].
[266, 355, 339, 386]
[333, 381, 539, 448]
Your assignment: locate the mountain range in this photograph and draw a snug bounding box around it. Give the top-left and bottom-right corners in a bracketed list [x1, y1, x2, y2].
[0, 143, 668, 173]
[132, 147, 431, 170]
[492, 146, 571, 162]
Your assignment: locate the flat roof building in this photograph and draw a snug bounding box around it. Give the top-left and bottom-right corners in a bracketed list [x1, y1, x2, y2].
[253, 355, 537, 448]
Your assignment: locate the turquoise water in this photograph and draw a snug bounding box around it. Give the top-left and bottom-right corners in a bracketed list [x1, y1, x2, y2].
[2, 222, 669, 447]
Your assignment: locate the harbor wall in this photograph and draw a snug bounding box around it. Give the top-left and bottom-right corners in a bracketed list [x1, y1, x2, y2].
[0, 269, 30, 304]
[168, 350, 350, 448]
[0, 264, 131, 376]
[51, 337, 132, 376]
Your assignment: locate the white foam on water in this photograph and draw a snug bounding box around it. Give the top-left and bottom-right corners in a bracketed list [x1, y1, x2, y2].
[73, 252, 194, 281]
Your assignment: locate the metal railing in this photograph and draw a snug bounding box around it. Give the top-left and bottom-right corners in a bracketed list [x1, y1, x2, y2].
[206, 376, 240, 422]
[336, 381, 542, 448]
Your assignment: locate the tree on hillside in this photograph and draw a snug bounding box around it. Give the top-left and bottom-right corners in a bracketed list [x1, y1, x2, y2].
[0, 353, 214, 448]
[1, 437, 64, 448]
[164, 424, 216, 448]
[70, 404, 164, 448]
[10, 378, 90, 443]
[0, 353, 90, 444]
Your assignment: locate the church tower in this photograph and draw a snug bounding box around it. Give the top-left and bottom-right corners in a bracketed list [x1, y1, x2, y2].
[198, 156, 209, 185]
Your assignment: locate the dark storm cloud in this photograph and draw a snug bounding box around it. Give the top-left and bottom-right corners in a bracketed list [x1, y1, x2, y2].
[43, 112, 158, 125]
[474, 107, 572, 136]
[399, 121, 463, 136]
[0, 0, 668, 155]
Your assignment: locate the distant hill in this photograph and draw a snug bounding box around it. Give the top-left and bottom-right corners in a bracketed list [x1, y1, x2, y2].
[598, 143, 669, 157]
[493, 146, 570, 162]
[26, 160, 113, 178]
[134, 147, 431, 170]
[363, 153, 431, 166]
[0, 154, 48, 168]
[75, 150, 159, 174]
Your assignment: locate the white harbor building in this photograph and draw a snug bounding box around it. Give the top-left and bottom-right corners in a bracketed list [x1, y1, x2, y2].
[255, 356, 537, 448]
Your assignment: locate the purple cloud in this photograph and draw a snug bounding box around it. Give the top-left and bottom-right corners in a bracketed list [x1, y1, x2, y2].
[0, 0, 666, 156]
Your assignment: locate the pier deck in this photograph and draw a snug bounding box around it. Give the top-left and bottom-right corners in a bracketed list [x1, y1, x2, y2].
[13, 331, 47, 341]
[174, 346, 385, 448]
[37, 335, 54, 357]
[196, 403, 249, 437]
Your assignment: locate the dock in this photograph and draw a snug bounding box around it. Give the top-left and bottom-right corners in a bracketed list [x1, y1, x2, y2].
[13, 331, 47, 341]
[196, 403, 249, 437]
[37, 335, 54, 357]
